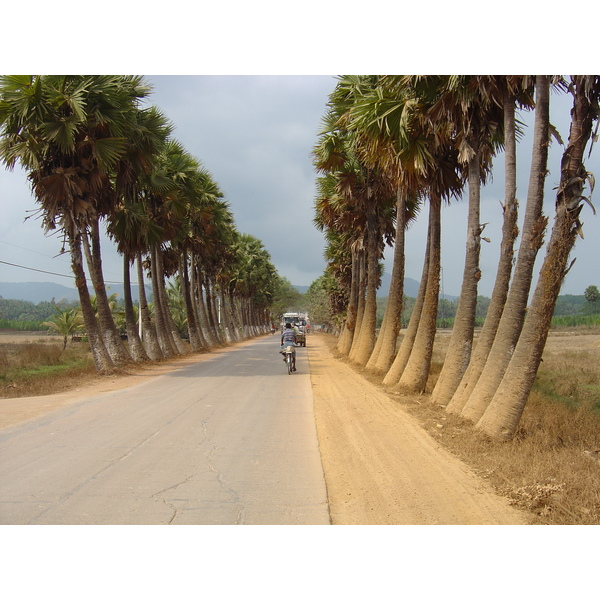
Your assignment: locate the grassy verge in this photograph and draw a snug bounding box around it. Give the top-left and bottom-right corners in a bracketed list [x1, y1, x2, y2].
[0, 337, 96, 398]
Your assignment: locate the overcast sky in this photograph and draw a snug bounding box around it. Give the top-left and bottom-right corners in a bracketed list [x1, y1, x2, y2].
[1, 75, 598, 298]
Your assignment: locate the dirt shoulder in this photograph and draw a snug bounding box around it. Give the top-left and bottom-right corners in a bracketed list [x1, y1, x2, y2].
[306, 333, 530, 524]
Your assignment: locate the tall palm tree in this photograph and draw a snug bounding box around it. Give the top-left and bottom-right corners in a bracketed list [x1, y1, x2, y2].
[476, 75, 600, 439]
[109, 104, 173, 362]
[313, 173, 360, 353]
[336, 76, 433, 373]
[372, 76, 465, 391]
[313, 87, 396, 365]
[428, 76, 505, 406]
[446, 77, 535, 414]
[460, 76, 556, 422]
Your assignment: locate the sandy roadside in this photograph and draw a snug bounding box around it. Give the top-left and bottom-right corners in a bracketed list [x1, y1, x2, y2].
[306, 333, 530, 525]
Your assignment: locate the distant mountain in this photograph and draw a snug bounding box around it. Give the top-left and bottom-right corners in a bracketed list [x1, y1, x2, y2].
[0, 282, 81, 303]
[0, 282, 150, 304]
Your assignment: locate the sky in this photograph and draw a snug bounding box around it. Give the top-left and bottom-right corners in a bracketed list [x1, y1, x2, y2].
[1, 75, 598, 299]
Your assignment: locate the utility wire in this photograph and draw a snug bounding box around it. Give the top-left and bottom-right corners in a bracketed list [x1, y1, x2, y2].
[0, 259, 75, 280]
[0, 259, 134, 286]
[0, 238, 125, 283]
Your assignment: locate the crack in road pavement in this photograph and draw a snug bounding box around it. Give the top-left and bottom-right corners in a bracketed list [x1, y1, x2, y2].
[30, 378, 231, 524]
[201, 416, 245, 525]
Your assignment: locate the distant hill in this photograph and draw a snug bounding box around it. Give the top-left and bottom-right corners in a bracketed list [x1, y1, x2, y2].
[0, 282, 149, 304]
[0, 282, 81, 303]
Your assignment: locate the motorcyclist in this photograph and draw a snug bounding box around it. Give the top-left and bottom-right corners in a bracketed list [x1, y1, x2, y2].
[280, 322, 297, 371]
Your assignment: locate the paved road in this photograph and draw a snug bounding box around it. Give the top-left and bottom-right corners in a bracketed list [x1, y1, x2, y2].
[0, 336, 330, 524]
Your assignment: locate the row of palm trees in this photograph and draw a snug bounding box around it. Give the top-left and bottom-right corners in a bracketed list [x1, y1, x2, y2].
[0, 75, 280, 371]
[313, 75, 599, 439]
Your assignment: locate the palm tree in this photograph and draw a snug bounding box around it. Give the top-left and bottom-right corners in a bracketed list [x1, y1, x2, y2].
[476, 75, 600, 439]
[313, 85, 396, 365]
[109, 104, 173, 362]
[313, 173, 360, 353]
[428, 76, 505, 406]
[446, 77, 535, 414]
[460, 76, 556, 422]
[42, 306, 84, 350]
[373, 76, 465, 391]
[335, 76, 432, 373]
[313, 117, 364, 355]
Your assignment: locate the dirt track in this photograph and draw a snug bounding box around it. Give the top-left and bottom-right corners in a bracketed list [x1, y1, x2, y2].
[0, 332, 530, 524]
[307, 333, 529, 524]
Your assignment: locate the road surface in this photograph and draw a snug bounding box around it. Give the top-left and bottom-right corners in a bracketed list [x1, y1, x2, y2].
[0, 336, 330, 525]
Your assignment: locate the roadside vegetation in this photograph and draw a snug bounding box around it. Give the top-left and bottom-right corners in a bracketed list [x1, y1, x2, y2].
[0, 333, 95, 398]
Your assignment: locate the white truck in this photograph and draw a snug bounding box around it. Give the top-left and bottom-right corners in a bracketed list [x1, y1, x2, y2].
[281, 312, 309, 347]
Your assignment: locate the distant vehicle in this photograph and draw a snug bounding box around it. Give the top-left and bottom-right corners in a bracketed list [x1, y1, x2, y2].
[281, 312, 309, 347]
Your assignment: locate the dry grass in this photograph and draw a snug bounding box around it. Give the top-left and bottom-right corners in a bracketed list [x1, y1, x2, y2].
[0, 334, 95, 398]
[396, 328, 600, 524]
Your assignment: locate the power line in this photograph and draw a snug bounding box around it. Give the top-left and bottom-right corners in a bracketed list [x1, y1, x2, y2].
[0, 259, 125, 285]
[0, 260, 74, 280]
[0, 238, 124, 282]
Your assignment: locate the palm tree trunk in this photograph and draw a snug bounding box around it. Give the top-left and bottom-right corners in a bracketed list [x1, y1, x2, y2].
[156, 250, 188, 354]
[188, 257, 209, 349]
[349, 250, 367, 360]
[396, 196, 441, 392]
[136, 252, 163, 360]
[149, 246, 177, 357]
[460, 76, 551, 422]
[353, 216, 380, 366]
[180, 251, 202, 352]
[68, 231, 114, 372]
[83, 221, 131, 366]
[205, 279, 224, 344]
[337, 250, 359, 355]
[219, 289, 235, 343]
[476, 75, 598, 439]
[430, 147, 482, 405]
[197, 274, 218, 346]
[447, 96, 519, 414]
[123, 254, 149, 362]
[226, 291, 242, 341]
[382, 214, 431, 386]
[367, 189, 406, 373]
